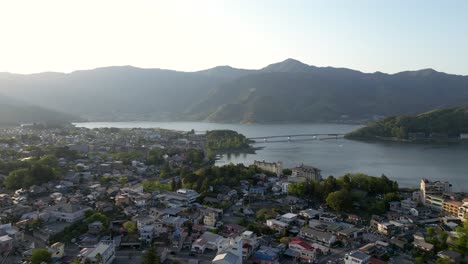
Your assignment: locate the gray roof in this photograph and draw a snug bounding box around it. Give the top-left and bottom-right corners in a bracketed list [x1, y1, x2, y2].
[212, 251, 239, 264]
[349, 251, 370, 260]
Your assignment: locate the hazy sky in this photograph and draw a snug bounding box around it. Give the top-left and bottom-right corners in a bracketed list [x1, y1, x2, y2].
[1, 0, 467, 74]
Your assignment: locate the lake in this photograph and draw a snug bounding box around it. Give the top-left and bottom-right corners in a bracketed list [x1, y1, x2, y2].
[75, 121, 468, 191]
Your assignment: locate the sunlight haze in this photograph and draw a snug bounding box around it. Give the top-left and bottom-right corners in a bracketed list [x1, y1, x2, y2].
[1, 0, 467, 74]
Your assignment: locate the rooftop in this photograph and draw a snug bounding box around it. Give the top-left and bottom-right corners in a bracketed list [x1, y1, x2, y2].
[349, 250, 370, 260]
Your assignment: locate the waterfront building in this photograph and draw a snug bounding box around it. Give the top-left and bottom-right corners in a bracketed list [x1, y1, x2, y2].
[254, 160, 283, 176]
[420, 179, 451, 208]
[443, 200, 462, 217]
[291, 164, 322, 182]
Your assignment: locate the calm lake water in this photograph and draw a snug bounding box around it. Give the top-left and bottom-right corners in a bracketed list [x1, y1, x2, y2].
[75, 122, 468, 191]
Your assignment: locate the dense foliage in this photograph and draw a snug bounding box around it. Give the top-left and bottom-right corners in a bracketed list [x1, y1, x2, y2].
[288, 173, 399, 215]
[141, 246, 161, 264]
[30, 248, 52, 264]
[206, 130, 251, 153]
[182, 163, 260, 192]
[346, 107, 468, 140]
[4, 162, 59, 190]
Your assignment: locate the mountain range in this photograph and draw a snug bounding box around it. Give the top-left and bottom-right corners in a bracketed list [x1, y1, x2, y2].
[1, 58, 468, 124]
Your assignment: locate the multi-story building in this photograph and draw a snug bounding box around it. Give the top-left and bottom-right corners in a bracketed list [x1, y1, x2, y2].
[240, 231, 258, 260]
[425, 194, 445, 211]
[290, 164, 321, 182]
[457, 198, 468, 222]
[420, 179, 451, 207]
[80, 240, 115, 264]
[443, 200, 462, 217]
[254, 160, 283, 177]
[46, 203, 91, 223]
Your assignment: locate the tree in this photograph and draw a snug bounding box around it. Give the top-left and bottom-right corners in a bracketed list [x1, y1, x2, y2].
[141, 245, 160, 264]
[30, 248, 52, 264]
[147, 149, 164, 165]
[123, 221, 137, 234]
[118, 177, 128, 185]
[326, 190, 352, 212]
[176, 178, 183, 189]
[171, 178, 176, 191]
[279, 237, 291, 245]
[95, 253, 103, 264]
[454, 221, 468, 255]
[85, 212, 109, 229]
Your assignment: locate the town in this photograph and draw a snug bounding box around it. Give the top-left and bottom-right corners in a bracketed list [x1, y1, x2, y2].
[0, 125, 466, 264]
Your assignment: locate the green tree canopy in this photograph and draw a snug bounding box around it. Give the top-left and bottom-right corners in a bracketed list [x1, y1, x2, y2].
[30, 248, 52, 264]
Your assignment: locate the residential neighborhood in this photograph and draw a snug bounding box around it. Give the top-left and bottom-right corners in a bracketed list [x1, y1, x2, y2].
[0, 125, 466, 264]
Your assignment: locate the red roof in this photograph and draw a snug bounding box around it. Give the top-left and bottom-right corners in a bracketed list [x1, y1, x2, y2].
[289, 238, 314, 251]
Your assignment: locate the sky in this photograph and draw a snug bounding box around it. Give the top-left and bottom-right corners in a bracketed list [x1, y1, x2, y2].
[0, 0, 467, 75]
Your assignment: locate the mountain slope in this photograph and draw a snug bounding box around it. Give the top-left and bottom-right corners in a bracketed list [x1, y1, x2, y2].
[345, 107, 468, 140]
[0, 94, 80, 126]
[1, 59, 468, 123]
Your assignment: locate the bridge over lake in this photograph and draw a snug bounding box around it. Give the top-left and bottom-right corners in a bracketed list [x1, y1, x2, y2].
[248, 133, 345, 142]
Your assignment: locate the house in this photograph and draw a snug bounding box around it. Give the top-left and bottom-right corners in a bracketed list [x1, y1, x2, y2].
[344, 251, 371, 264]
[192, 231, 224, 253]
[401, 198, 417, 210]
[0, 223, 23, 245]
[288, 237, 316, 262]
[266, 219, 288, 233]
[240, 231, 258, 260]
[299, 209, 320, 219]
[212, 251, 242, 264]
[176, 188, 200, 203]
[300, 227, 336, 247]
[46, 203, 91, 223]
[0, 235, 13, 254]
[376, 222, 395, 236]
[280, 213, 297, 224]
[437, 250, 463, 263]
[161, 216, 187, 229]
[413, 239, 434, 252]
[49, 242, 65, 260]
[139, 225, 155, 243]
[319, 214, 337, 223]
[252, 245, 281, 264]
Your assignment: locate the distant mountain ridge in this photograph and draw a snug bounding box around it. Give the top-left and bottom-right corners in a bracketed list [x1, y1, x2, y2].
[1, 59, 468, 123]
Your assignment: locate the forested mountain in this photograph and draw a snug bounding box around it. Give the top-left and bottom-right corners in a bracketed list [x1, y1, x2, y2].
[1, 59, 468, 123]
[0, 94, 80, 126]
[345, 107, 468, 140]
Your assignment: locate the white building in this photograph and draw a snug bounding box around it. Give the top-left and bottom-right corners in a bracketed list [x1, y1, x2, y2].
[47, 203, 91, 223]
[420, 178, 451, 205]
[80, 240, 115, 264]
[176, 189, 200, 203]
[401, 198, 418, 210]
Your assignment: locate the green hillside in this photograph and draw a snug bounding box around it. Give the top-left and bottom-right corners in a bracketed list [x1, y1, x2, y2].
[345, 107, 468, 140]
[0, 94, 81, 126]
